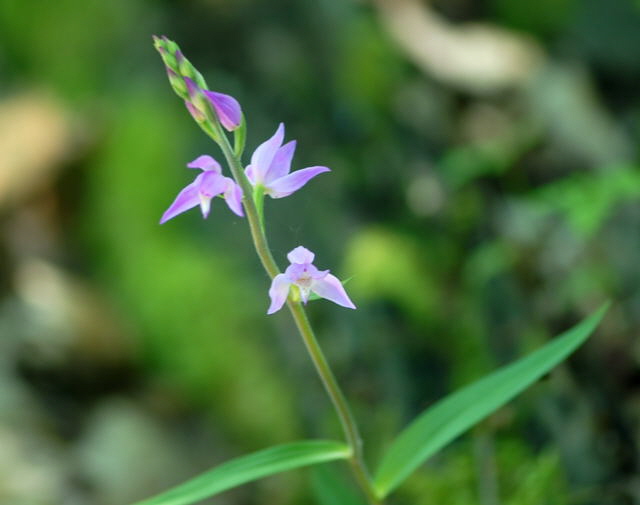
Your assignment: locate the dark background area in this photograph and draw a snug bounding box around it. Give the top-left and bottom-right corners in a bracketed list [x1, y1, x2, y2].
[0, 0, 639, 504]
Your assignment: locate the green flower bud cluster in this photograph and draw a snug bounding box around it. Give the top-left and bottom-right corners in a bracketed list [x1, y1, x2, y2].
[152, 35, 207, 101]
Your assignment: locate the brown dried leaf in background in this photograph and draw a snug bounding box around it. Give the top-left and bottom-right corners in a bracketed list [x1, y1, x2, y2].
[0, 93, 72, 209]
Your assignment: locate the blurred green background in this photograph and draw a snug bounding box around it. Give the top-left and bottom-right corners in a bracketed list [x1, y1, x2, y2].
[0, 0, 639, 504]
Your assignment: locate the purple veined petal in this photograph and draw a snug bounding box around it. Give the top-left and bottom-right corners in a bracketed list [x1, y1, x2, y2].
[266, 166, 331, 198]
[250, 123, 285, 183]
[267, 274, 292, 314]
[187, 155, 221, 173]
[223, 178, 244, 217]
[311, 273, 356, 309]
[160, 181, 200, 224]
[203, 90, 242, 131]
[263, 140, 297, 185]
[287, 246, 315, 265]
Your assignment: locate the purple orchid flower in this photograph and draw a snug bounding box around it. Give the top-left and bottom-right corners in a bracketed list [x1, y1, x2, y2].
[160, 155, 244, 224]
[245, 123, 330, 198]
[268, 246, 356, 314]
[184, 77, 242, 131]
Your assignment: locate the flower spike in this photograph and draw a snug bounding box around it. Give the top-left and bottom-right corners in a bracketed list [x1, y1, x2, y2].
[153, 35, 242, 131]
[160, 156, 244, 224]
[246, 123, 330, 198]
[267, 246, 355, 314]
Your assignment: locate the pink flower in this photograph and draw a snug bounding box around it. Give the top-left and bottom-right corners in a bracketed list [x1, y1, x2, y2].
[246, 123, 330, 198]
[160, 155, 243, 224]
[268, 246, 356, 314]
[184, 77, 242, 131]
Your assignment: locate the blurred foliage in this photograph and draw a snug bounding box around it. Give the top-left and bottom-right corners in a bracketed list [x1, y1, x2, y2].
[1, 0, 639, 504]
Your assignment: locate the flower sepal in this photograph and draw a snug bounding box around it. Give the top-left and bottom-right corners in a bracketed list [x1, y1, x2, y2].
[245, 123, 330, 200]
[307, 276, 353, 301]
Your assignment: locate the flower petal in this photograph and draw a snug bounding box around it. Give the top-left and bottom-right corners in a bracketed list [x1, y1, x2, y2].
[196, 170, 227, 198]
[245, 164, 257, 185]
[266, 166, 330, 198]
[250, 123, 285, 184]
[311, 273, 356, 309]
[160, 181, 200, 224]
[187, 155, 221, 173]
[199, 193, 212, 218]
[264, 140, 297, 184]
[287, 246, 315, 265]
[223, 178, 244, 217]
[203, 90, 242, 131]
[267, 274, 292, 314]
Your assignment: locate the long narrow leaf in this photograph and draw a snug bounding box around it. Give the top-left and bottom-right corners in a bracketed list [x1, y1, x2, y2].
[310, 464, 367, 505]
[132, 440, 351, 505]
[374, 303, 609, 498]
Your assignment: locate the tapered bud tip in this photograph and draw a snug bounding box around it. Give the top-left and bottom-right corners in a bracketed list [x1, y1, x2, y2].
[157, 35, 179, 53]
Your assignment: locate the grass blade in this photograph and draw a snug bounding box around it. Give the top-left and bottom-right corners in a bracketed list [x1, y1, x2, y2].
[133, 440, 351, 505]
[374, 303, 609, 498]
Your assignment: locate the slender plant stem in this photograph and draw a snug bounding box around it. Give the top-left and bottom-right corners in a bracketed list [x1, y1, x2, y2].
[210, 121, 383, 505]
[286, 301, 383, 505]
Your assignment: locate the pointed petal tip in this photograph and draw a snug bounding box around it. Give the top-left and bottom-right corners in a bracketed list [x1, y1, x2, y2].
[160, 182, 200, 224]
[267, 166, 331, 198]
[312, 273, 356, 310]
[249, 122, 287, 182]
[268, 274, 291, 314]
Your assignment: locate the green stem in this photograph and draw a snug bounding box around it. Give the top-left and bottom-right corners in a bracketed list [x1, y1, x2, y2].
[286, 301, 383, 505]
[210, 121, 278, 278]
[209, 121, 383, 505]
[253, 185, 266, 233]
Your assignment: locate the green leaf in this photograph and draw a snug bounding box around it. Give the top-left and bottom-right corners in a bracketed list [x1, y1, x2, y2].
[310, 463, 367, 505]
[132, 440, 351, 505]
[373, 303, 609, 499]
